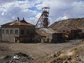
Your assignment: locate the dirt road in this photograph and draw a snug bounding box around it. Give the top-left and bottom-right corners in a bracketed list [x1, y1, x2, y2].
[0, 39, 83, 63]
[0, 42, 74, 58]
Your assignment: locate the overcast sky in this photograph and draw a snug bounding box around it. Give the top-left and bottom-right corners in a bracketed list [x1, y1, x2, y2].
[0, 0, 84, 25]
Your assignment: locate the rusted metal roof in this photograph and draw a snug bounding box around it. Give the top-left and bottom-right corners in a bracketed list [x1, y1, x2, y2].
[2, 19, 35, 27]
[67, 26, 80, 30]
[50, 18, 84, 32]
[56, 25, 82, 33]
[58, 26, 81, 31]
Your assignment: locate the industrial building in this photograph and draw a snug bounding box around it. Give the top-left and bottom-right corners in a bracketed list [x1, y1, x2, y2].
[50, 18, 84, 40]
[0, 7, 84, 43]
[36, 28, 64, 43]
[57, 26, 82, 40]
[1, 17, 35, 43]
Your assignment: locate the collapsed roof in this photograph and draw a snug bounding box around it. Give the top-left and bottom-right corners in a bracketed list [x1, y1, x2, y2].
[1, 17, 35, 27]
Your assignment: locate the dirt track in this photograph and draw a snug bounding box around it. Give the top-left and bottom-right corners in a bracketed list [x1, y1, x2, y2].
[0, 43, 73, 58]
[0, 39, 84, 63]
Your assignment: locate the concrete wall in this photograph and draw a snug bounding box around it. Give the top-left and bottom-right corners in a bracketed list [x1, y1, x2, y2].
[19, 26, 35, 36]
[2, 28, 19, 42]
[1, 26, 35, 42]
[19, 26, 35, 42]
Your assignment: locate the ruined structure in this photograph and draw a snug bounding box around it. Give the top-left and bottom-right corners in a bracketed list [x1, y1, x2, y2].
[50, 18, 84, 40]
[36, 28, 64, 43]
[1, 17, 35, 43]
[36, 7, 65, 43]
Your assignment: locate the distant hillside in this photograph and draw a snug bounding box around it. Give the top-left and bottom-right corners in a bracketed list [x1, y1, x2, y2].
[49, 18, 84, 32]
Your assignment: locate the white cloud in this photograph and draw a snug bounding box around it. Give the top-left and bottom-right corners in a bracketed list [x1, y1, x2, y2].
[35, 13, 41, 18]
[0, 0, 17, 5]
[56, 15, 68, 21]
[0, 0, 38, 25]
[36, 0, 84, 24]
[0, 0, 84, 25]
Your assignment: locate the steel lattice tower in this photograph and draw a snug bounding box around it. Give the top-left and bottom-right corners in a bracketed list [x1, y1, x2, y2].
[36, 7, 50, 28]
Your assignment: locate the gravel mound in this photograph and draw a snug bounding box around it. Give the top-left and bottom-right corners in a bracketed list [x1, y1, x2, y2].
[47, 47, 84, 63]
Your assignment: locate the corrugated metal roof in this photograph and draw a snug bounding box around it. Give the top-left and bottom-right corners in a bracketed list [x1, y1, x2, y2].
[50, 18, 84, 31]
[58, 26, 80, 31]
[67, 26, 80, 30]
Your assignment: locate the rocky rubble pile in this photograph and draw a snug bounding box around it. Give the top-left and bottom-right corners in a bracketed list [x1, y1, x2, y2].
[46, 48, 84, 63]
[0, 52, 34, 63]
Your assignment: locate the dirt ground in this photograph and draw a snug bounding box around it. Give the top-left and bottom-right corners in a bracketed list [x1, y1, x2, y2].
[0, 39, 84, 63]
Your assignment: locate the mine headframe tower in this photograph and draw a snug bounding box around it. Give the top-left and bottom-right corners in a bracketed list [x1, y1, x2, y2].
[36, 7, 50, 28]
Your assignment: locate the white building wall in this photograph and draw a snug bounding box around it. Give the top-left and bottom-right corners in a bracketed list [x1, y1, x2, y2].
[2, 28, 19, 42]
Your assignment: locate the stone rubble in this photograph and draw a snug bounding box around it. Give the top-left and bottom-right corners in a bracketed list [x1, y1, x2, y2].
[0, 52, 34, 63]
[47, 48, 84, 63]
